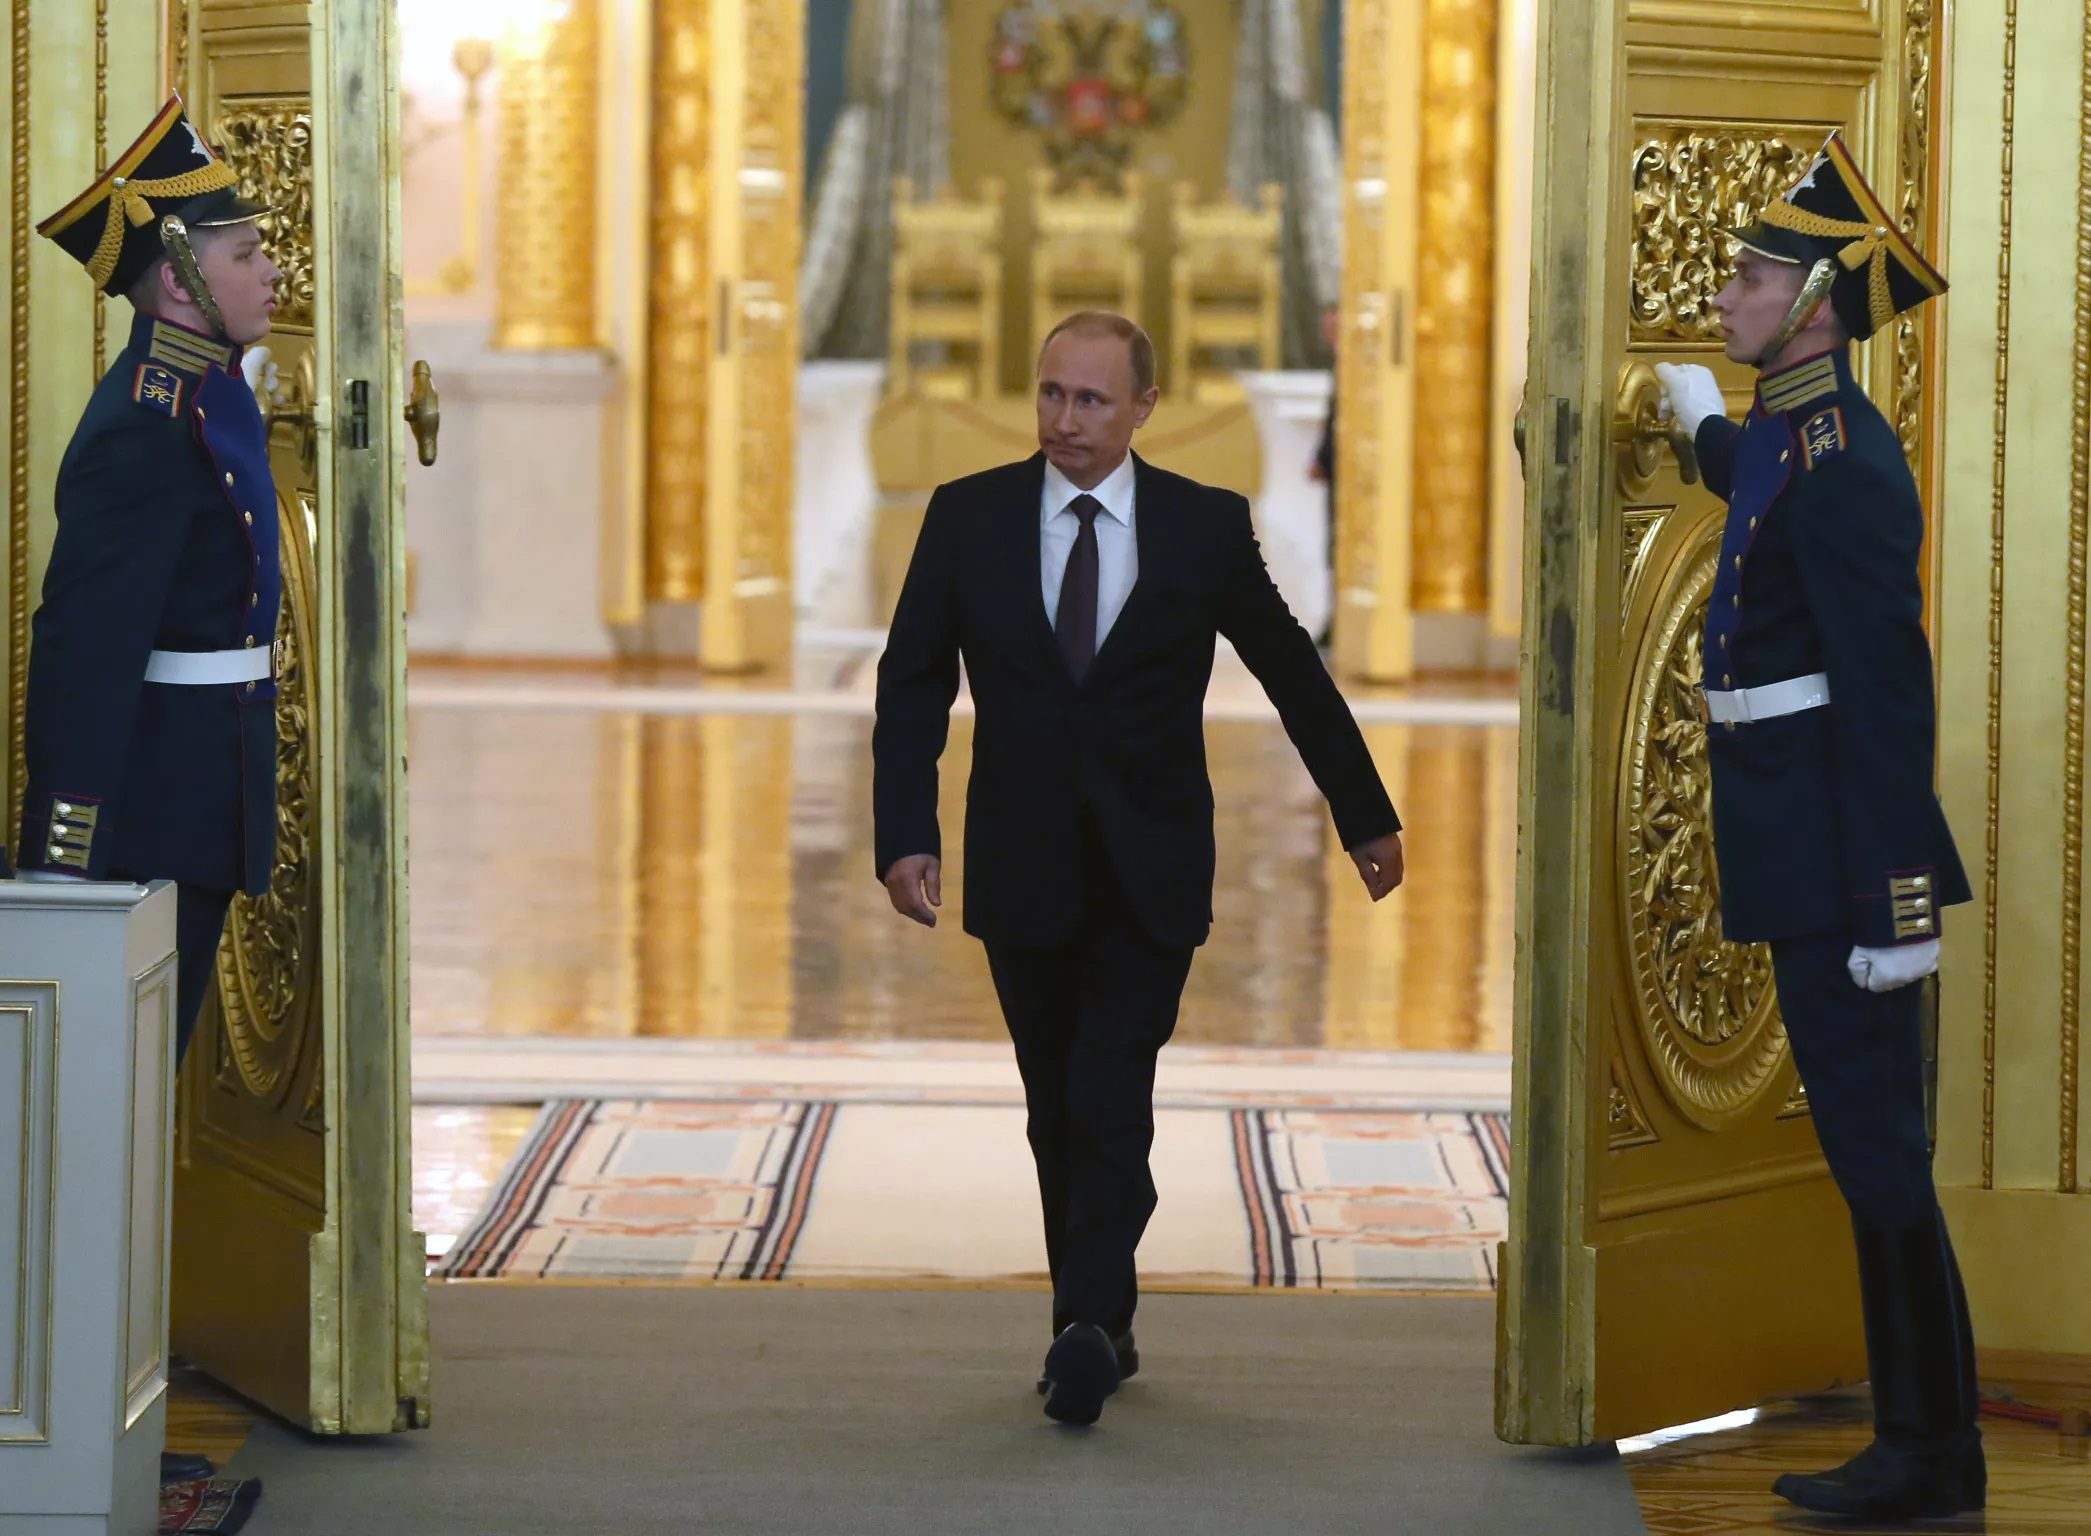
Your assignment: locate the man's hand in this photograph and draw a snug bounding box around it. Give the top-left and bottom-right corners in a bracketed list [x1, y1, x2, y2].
[882, 853, 942, 927]
[1348, 833, 1405, 902]
[1653, 362, 1726, 438]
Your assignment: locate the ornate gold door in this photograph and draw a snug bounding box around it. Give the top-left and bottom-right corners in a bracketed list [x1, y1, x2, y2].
[169, 0, 426, 1434]
[1498, 0, 1942, 1443]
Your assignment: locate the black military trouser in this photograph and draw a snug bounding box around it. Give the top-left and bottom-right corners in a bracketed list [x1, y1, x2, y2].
[983, 830, 1195, 1341]
[1771, 932, 1979, 1458]
[98, 872, 233, 1067]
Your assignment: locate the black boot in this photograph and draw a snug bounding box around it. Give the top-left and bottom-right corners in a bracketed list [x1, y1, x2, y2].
[160, 1451, 215, 1484]
[1772, 1215, 1984, 1519]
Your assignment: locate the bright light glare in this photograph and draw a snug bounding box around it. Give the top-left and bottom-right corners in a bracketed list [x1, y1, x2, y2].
[1616, 1407, 1763, 1455]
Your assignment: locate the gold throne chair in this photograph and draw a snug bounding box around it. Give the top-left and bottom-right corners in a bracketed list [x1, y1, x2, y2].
[1029, 168, 1146, 363]
[1170, 182, 1283, 402]
[888, 176, 1005, 399]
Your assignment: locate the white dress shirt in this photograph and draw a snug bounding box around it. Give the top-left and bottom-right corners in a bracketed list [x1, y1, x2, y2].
[1041, 453, 1139, 653]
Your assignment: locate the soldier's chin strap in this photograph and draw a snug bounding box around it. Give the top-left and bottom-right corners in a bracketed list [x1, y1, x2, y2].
[1755, 258, 1840, 371]
[158, 213, 229, 340]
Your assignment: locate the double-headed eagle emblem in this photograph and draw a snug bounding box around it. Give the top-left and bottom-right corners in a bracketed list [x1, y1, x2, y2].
[990, 1, 1190, 189]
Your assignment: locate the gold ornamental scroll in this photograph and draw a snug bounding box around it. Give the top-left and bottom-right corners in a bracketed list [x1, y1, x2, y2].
[1409, 0, 1495, 616]
[492, 0, 600, 351]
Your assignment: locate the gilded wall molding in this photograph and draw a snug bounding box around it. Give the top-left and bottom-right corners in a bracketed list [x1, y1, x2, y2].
[645, 0, 710, 603]
[2061, 0, 2091, 1193]
[1620, 538, 1785, 1129]
[1980, 0, 2018, 1192]
[9, 0, 29, 843]
[1892, 0, 1935, 467]
[1410, 0, 1493, 614]
[734, 0, 801, 586]
[93, 0, 108, 377]
[1629, 126, 1812, 344]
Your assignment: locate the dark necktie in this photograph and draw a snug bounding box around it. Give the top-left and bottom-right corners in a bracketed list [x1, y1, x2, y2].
[1055, 493, 1103, 682]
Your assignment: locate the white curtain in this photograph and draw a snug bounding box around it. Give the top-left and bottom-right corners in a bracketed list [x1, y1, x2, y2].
[799, 0, 950, 358]
[1227, 0, 1343, 365]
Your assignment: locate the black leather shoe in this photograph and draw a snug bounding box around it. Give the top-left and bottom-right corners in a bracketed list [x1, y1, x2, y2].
[1037, 1331, 1136, 1395]
[1772, 1438, 1985, 1519]
[160, 1451, 215, 1485]
[1041, 1323, 1120, 1426]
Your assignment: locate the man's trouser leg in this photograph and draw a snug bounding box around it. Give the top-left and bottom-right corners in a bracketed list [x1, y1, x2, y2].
[985, 846, 1193, 1340]
[173, 884, 235, 1067]
[1770, 932, 1978, 1462]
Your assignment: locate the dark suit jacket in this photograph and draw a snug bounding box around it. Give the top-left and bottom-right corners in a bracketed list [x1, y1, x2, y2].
[1695, 346, 1968, 948]
[873, 450, 1399, 950]
[17, 311, 280, 896]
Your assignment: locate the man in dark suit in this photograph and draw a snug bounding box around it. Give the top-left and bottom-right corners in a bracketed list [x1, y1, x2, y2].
[873, 311, 1404, 1426]
[1656, 133, 1979, 1520]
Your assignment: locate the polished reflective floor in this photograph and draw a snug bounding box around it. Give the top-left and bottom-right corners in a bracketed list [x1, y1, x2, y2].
[408, 696, 1518, 1052]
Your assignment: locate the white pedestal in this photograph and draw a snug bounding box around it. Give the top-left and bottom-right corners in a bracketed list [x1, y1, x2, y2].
[1239, 370, 1335, 641]
[405, 322, 618, 659]
[793, 361, 886, 630]
[0, 881, 178, 1535]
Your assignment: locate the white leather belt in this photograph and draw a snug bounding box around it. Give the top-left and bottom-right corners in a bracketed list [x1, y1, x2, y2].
[143, 647, 271, 686]
[1699, 672, 1831, 725]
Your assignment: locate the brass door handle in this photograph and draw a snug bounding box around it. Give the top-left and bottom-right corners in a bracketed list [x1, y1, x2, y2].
[1512, 380, 1528, 474]
[405, 360, 441, 467]
[1613, 360, 1700, 493]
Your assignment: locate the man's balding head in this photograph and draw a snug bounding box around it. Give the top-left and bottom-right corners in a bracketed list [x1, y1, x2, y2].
[1034, 311, 1159, 489]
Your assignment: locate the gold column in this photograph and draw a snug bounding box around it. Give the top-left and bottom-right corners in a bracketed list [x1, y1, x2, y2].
[492, 0, 600, 350]
[1332, 0, 1422, 682]
[644, 0, 709, 602]
[1410, 0, 1496, 614]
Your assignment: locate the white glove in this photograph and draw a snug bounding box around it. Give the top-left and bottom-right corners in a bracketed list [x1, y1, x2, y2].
[1654, 362, 1726, 438]
[15, 869, 85, 883]
[240, 344, 278, 401]
[1847, 940, 1940, 994]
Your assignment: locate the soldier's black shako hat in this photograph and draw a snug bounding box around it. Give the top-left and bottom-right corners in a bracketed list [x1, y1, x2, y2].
[35, 95, 268, 296]
[1727, 131, 1946, 342]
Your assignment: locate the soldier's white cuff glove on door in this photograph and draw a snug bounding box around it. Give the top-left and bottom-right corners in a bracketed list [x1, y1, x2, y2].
[1847, 939, 1941, 993]
[1653, 362, 1726, 437]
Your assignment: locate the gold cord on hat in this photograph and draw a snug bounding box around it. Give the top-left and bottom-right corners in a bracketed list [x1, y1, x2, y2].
[1757, 200, 1897, 336]
[82, 159, 238, 289]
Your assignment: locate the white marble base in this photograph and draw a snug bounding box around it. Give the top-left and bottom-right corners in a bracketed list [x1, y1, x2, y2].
[0, 881, 177, 1536]
[794, 362, 886, 628]
[1239, 370, 1334, 639]
[405, 323, 617, 659]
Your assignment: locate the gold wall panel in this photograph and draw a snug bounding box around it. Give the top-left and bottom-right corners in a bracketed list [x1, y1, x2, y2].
[493, 0, 599, 351]
[1935, 0, 2091, 1358]
[1410, 0, 1495, 615]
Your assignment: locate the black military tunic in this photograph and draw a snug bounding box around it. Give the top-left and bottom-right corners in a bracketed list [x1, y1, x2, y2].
[1695, 345, 1970, 948]
[17, 311, 281, 896]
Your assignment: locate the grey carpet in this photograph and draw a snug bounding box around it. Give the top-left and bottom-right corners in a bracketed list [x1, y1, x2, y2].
[231, 1285, 1644, 1535]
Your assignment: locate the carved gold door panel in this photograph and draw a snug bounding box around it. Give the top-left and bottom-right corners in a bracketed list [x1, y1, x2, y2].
[169, 0, 426, 1434]
[1498, 0, 1941, 1444]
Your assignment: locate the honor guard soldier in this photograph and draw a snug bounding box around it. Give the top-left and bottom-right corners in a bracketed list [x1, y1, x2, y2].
[1655, 132, 1980, 1520]
[18, 99, 282, 1069]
